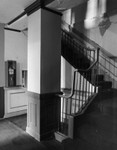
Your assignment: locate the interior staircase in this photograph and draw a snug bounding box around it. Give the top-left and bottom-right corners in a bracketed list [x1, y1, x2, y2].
[55, 22, 117, 143]
[61, 28, 112, 91]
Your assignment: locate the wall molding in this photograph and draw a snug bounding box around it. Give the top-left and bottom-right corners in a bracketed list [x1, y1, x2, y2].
[25, 1, 42, 16]
[6, 0, 62, 27]
[27, 91, 62, 99]
[43, 7, 62, 16]
[7, 12, 26, 26]
[4, 27, 21, 32]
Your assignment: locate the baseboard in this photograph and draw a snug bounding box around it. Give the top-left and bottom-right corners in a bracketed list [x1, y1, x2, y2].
[0, 87, 4, 118]
[26, 126, 40, 141]
[4, 110, 27, 118]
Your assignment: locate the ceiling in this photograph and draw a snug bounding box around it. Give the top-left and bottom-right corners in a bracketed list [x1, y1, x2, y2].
[0, 0, 36, 30]
[1, 0, 117, 31]
[47, 0, 86, 10]
[0, 0, 36, 24]
[0, 0, 87, 30]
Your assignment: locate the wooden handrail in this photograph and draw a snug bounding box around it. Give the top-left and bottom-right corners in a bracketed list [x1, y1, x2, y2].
[61, 20, 114, 58]
[59, 45, 99, 99]
[75, 48, 99, 73]
[57, 21, 117, 138]
[61, 29, 95, 52]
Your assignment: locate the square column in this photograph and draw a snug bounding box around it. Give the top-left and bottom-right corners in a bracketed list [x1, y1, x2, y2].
[0, 24, 5, 118]
[0, 24, 5, 87]
[26, 8, 61, 141]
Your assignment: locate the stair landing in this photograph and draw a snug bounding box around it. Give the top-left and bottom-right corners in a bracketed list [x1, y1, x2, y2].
[73, 88, 117, 150]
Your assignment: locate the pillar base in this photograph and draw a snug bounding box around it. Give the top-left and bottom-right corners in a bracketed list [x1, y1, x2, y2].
[26, 91, 61, 141]
[26, 126, 40, 141]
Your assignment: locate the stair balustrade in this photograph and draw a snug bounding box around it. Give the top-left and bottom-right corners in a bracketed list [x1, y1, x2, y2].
[62, 20, 117, 89]
[98, 51, 117, 88]
[55, 21, 116, 142]
[55, 29, 100, 141]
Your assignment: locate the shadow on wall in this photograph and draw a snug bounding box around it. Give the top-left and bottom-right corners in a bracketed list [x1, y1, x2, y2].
[61, 2, 87, 90]
[71, 0, 113, 36]
[71, 2, 87, 34]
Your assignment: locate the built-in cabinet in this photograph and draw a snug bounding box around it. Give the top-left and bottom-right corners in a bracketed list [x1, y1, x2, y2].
[2, 27, 28, 119]
[4, 87, 27, 118]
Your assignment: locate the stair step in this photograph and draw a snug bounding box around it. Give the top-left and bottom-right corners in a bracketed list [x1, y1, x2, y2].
[96, 81, 112, 89]
[54, 131, 69, 142]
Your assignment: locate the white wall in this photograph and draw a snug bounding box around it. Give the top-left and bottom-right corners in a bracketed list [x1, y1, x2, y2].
[61, 57, 73, 89]
[71, 4, 117, 56]
[28, 9, 41, 93]
[61, 10, 74, 89]
[88, 15, 117, 56]
[5, 30, 27, 85]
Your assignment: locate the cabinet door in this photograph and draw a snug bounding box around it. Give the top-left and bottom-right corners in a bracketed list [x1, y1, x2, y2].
[6, 89, 27, 113]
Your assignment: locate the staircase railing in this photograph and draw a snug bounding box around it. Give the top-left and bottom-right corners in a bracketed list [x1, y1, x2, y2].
[56, 25, 100, 139]
[61, 20, 117, 89]
[57, 48, 99, 139]
[55, 21, 117, 141]
[98, 51, 117, 88]
[61, 29, 96, 67]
